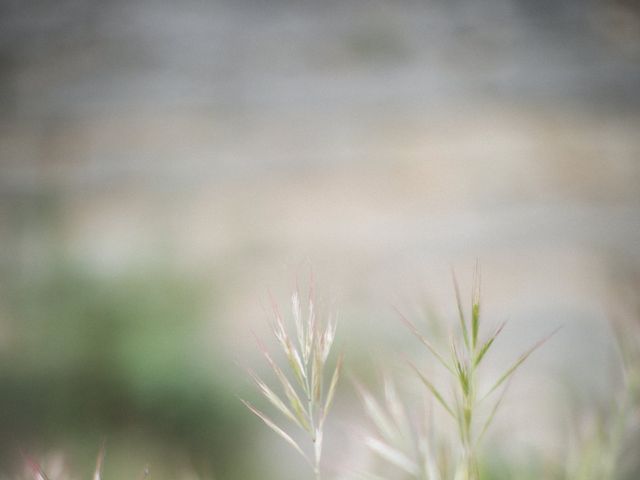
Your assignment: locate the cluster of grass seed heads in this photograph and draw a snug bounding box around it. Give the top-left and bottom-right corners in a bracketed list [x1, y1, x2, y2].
[393, 268, 559, 480]
[242, 287, 342, 480]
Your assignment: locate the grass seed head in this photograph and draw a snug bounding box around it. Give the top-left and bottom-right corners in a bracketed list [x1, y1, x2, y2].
[243, 283, 341, 479]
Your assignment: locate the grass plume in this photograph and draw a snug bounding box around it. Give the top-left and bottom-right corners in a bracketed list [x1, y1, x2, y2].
[242, 283, 342, 480]
[392, 266, 559, 480]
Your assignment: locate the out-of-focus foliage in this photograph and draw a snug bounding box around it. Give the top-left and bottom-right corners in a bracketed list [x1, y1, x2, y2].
[0, 261, 254, 479]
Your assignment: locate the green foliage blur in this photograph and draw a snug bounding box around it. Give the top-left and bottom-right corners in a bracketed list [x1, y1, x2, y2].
[0, 256, 254, 479]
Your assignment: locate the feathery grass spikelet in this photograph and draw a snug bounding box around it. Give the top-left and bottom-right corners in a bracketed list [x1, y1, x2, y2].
[242, 282, 342, 480]
[394, 265, 559, 480]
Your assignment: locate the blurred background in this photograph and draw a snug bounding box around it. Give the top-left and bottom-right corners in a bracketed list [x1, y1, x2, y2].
[1, 0, 639, 478]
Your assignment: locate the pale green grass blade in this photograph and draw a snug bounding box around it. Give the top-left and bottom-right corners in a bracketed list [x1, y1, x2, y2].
[356, 382, 401, 445]
[418, 399, 442, 480]
[471, 263, 481, 350]
[304, 293, 316, 364]
[291, 291, 306, 363]
[408, 361, 456, 419]
[396, 306, 454, 374]
[482, 326, 562, 400]
[247, 368, 306, 430]
[383, 376, 412, 444]
[452, 270, 470, 350]
[321, 315, 337, 362]
[365, 436, 420, 476]
[311, 347, 323, 403]
[266, 299, 308, 390]
[475, 378, 512, 447]
[453, 392, 466, 446]
[474, 321, 506, 367]
[240, 399, 311, 464]
[321, 353, 343, 426]
[255, 338, 310, 429]
[450, 341, 470, 397]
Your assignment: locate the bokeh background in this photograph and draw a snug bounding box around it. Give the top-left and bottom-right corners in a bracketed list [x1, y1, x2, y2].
[1, 0, 639, 478]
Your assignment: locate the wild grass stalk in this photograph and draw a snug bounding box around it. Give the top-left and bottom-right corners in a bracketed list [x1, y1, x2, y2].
[376, 267, 560, 480]
[242, 284, 342, 480]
